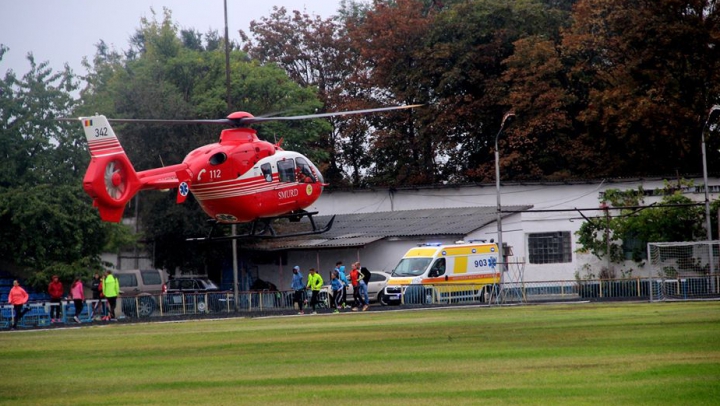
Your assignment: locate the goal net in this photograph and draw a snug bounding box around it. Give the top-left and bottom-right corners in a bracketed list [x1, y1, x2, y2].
[647, 241, 720, 298]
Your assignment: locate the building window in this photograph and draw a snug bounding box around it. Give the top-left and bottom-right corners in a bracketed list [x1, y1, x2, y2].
[528, 232, 572, 264]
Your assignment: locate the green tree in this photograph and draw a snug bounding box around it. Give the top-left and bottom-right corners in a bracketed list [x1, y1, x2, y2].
[338, 0, 574, 185]
[0, 50, 81, 187]
[418, 0, 572, 182]
[242, 6, 374, 187]
[78, 9, 328, 273]
[0, 47, 127, 287]
[0, 185, 120, 286]
[345, 0, 433, 185]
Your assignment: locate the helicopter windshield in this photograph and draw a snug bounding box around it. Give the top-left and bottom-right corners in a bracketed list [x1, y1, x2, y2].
[312, 162, 324, 184]
[295, 157, 317, 183]
[391, 258, 432, 277]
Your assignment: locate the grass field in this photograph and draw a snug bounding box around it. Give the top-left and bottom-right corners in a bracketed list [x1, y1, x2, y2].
[1, 301, 719, 405]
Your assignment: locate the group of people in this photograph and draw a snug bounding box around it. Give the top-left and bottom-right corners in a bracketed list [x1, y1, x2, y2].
[291, 261, 372, 315]
[6, 270, 120, 330]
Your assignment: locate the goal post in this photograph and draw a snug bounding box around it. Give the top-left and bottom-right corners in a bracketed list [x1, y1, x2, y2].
[647, 241, 720, 298]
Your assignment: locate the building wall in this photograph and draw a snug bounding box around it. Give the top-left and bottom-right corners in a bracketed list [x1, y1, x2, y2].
[291, 177, 717, 283]
[125, 177, 717, 288]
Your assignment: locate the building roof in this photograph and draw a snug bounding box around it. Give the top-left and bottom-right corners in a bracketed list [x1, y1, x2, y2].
[244, 205, 532, 252]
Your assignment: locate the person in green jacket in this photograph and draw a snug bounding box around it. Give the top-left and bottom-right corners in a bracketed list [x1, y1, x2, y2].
[103, 270, 120, 321]
[306, 268, 324, 315]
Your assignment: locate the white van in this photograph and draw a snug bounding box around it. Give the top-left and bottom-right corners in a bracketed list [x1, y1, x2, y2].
[383, 241, 500, 305]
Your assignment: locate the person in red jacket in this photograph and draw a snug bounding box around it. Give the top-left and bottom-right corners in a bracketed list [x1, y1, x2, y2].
[48, 275, 64, 323]
[349, 262, 363, 311]
[7, 280, 29, 330]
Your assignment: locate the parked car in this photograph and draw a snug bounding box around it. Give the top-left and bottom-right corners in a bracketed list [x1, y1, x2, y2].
[164, 276, 230, 313]
[342, 271, 392, 305]
[166, 277, 220, 293]
[114, 269, 167, 317]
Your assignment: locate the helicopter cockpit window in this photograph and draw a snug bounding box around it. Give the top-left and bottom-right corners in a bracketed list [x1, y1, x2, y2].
[260, 163, 272, 182]
[209, 152, 227, 166]
[295, 157, 317, 183]
[277, 159, 296, 183]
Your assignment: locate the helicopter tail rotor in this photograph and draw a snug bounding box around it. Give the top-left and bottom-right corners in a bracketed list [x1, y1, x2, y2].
[78, 115, 143, 222]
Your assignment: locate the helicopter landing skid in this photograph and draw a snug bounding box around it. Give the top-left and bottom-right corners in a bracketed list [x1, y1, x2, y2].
[186, 212, 335, 242]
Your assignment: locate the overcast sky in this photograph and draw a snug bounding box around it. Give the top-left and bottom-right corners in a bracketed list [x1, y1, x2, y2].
[0, 0, 342, 77]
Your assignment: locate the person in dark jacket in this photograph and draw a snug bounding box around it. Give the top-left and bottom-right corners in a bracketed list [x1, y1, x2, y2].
[90, 272, 104, 318]
[291, 266, 305, 315]
[90, 273, 101, 300]
[358, 265, 370, 311]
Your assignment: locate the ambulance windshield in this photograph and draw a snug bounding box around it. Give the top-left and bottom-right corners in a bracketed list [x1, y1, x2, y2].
[391, 258, 432, 277]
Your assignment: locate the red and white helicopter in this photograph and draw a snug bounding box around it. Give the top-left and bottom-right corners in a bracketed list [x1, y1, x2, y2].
[62, 105, 419, 240]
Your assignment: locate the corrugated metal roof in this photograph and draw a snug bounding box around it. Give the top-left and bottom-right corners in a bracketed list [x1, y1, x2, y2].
[243, 236, 385, 251]
[244, 205, 531, 252]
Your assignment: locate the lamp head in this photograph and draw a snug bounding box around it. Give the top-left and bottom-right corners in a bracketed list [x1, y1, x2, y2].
[501, 111, 516, 128]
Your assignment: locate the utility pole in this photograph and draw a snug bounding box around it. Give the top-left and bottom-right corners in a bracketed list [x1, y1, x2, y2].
[223, 0, 239, 310]
[494, 111, 515, 302]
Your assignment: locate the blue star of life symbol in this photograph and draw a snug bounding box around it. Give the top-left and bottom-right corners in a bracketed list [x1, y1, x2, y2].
[489, 257, 497, 268]
[179, 182, 189, 196]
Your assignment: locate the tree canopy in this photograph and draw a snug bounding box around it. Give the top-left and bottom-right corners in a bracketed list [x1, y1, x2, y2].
[4, 1, 720, 279]
[78, 9, 330, 273]
[0, 46, 131, 287]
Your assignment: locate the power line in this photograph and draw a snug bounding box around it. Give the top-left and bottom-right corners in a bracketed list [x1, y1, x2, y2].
[502, 202, 705, 213]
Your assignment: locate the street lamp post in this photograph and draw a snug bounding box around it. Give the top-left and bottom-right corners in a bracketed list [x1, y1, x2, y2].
[495, 111, 515, 300]
[702, 106, 720, 285]
[702, 105, 720, 242]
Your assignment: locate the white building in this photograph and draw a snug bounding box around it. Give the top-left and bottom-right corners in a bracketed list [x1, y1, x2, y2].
[241, 177, 718, 291]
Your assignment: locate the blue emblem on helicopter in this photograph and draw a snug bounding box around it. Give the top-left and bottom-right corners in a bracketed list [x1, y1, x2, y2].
[179, 182, 189, 196]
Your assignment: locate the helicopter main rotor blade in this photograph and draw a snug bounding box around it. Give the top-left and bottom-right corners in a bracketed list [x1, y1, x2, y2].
[107, 118, 235, 126]
[55, 117, 234, 125]
[56, 104, 422, 127]
[241, 104, 423, 124]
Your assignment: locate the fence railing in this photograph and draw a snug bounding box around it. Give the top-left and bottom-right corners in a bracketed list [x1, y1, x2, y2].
[3, 276, 719, 327]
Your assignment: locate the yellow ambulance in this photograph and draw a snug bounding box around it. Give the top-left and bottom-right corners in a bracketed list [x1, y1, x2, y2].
[382, 241, 500, 305]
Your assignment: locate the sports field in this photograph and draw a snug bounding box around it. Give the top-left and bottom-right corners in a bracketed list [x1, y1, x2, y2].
[1, 301, 718, 405]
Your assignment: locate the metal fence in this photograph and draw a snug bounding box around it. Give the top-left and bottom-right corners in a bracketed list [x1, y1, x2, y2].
[3, 276, 719, 327]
